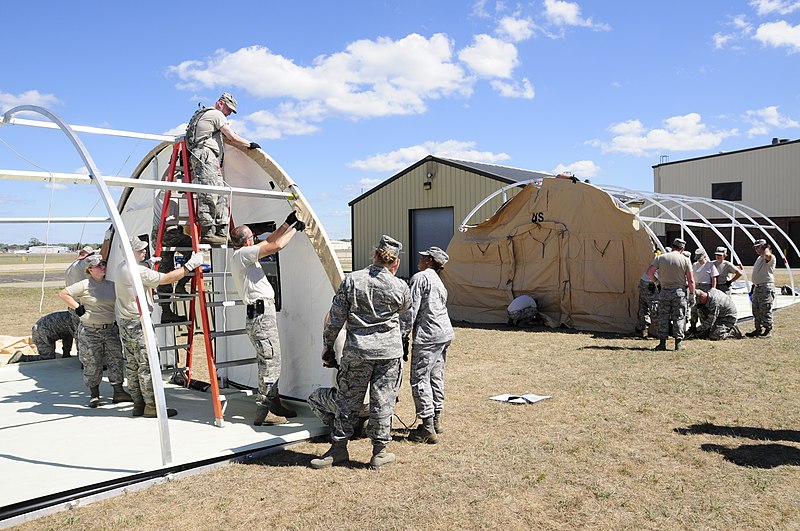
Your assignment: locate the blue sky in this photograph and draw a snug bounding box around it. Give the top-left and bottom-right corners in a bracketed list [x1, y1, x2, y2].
[1, 0, 799, 244]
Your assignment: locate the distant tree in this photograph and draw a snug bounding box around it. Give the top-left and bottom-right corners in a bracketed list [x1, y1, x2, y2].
[29, 237, 43, 247]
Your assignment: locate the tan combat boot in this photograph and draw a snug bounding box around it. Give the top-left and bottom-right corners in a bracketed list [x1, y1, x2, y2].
[310, 441, 349, 469]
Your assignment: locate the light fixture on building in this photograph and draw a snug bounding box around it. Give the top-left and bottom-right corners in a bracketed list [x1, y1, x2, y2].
[423, 170, 434, 190]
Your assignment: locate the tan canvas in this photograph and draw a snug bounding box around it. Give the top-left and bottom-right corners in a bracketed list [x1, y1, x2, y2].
[441, 178, 655, 333]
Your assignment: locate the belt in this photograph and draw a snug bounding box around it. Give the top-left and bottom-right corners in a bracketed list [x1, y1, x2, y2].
[755, 283, 774, 288]
[83, 322, 115, 329]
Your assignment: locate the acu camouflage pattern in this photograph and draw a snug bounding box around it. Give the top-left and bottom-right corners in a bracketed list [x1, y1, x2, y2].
[332, 355, 402, 445]
[308, 386, 369, 428]
[189, 146, 229, 228]
[697, 288, 739, 340]
[30, 311, 77, 361]
[410, 341, 449, 419]
[152, 227, 192, 310]
[636, 278, 659, 333]
[77, 323, 124, 388]
[657, 288, 688, 340]
[245, 300, 282, 401]
[751, 284, 775, 331]
[118, 318, 155, 405]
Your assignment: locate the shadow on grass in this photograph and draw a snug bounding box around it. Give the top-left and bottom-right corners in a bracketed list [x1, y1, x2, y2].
[674, 423, 800, 442]
[579, 345, 659, 352]
[453, 320, 632, 340]
[700, 443, 800, 468]
[244, 447, 373, 470]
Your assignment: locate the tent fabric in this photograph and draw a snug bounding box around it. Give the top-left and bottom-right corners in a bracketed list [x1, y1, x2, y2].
[442, 178, 655, 333]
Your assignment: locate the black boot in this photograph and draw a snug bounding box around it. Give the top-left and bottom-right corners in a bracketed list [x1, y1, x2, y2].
[88, 385, 101, 408]
[112, 384, 134, 403]
[653, 339, 668, 351]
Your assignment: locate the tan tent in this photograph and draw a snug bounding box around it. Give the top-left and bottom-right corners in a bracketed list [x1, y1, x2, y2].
[441, 177, 655, 333]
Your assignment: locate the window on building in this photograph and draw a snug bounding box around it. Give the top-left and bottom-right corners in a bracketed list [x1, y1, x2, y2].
[711, 182, 742, 201]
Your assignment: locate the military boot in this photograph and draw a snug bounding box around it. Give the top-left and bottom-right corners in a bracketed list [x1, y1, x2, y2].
[253, 403, 287, 426]
[310, 440, 349, 469]
[674, 339, 685, 351]
[369, 445, 396, 470]
[160, 307, 184, 324]
[745, 328, 762, 338]
[7, 351, 27, 364]
[112, 384, 134, 403]
[653, 339, 668, 351]
[143, 404, 178, 418]
[215, 224, 231, 244]
[433, 411, 444, 434]
[88, 385, 101, 408]
[761, 327, 772, 338]
[267, 396, 297, 418]
[200, 225, 226, 246]
[408, 417, 439, 444]
[132, 401, 146, 417]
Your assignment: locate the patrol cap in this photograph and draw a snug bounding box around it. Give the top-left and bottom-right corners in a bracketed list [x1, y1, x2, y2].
[683, 250, 691, 258]
[79, 246, 95, 255]
[419, 246, 449, 266]
[672, 238, 686, 249]
[753, 238, 767, 247]
[130, 236, 148, 252]
[714, 246, 727, 255]
[694, 248, 706, 258]
[219, 92, 237, 113]
[376, 235, 402, 257]
[84, 254, 105, 271]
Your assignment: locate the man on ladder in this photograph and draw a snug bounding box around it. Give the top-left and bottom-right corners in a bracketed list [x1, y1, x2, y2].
[185, 92, 261, 245]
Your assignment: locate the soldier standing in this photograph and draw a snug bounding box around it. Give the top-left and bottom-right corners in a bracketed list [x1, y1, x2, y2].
[405, 246, 454, 444]
[647, 238, 695, 351]
[185, 92, 260, 245]
[229, 214, 303, 425]
[59, 254, 131, 408]
[311, 235, 411, 470]
[712, 246, 742, 294]
[695, 288, 741, 340]
[746, 239, 776, 338]
[115, 237, 204, 418]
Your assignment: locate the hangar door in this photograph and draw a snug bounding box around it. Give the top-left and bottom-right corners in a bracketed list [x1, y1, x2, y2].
[411, 207, 454, 264]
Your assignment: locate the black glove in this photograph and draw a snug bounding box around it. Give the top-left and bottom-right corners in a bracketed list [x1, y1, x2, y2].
[322, 347, 338, 369]
[248, 142, 261, 150]
[284, 211, 298, 227]
[647, 282, 656, 294]
[293, 220, 306, 232]
[75, 304, 86, 317]
[402, 337, 409, 362]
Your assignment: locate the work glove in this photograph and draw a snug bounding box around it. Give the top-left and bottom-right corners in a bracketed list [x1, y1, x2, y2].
[293, 220, 306, 232]
[402, 337, 410, 362]
[647, 282, 656, 294]
[145, 256, 162, 268]
[322, 347, 338, 369]
[183, 251, 204, 272]
[104, 225, 114, 240]
[687, 293, 696, 307]
[248, 142, 261, 150]
[75, 304, 86, 317]
[284, 211, 298, 227]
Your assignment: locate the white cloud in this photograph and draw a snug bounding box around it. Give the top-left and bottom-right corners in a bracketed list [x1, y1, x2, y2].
[553, 160, 600, 177]
[591, 113, 738, 156]
[458, 34, 519, 78]
[496, 16, 535, 42]
[745, 105, 800, 136]
[44, 182, 68, 191]
[750, 0, 800, 16]
[543, 0, 610, 31]
[0, 90, 61, 114]
[754, 20, 800, 52]
[490, 78, 535, 98]
[348, 140, 510, 172]
[713, 32, 734, 49]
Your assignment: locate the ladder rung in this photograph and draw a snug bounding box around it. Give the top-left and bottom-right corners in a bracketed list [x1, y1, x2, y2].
[153, 320, 191, 328]
[215, 357, 257, 369]
[206, 300, 244, 307]
[154, 294, 198, 302]
[159, 343, 190, 352]
[161, 245, 212, 251]
[204, 272, 232, 277]
[210, 329, 247, 339]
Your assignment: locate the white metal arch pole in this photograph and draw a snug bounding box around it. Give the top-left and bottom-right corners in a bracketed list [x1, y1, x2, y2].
[2, 105, 174, 466]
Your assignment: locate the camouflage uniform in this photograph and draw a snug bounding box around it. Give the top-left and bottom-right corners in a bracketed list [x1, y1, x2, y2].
[247, 301, 282, 401]
[751, 250, 776, 333]
[651, 251, 692, 341]
[697, 288, 739, 340]
[323, 264, 411, 446]
[636, 276, 658, 334]
[407, 268, 454, 420]
[690, 259, 718, 330]
[186, 107, 229, 229]
[66, 278, 124, 389]
[308, 386, 369, 428]
[27, 311, 77, 361]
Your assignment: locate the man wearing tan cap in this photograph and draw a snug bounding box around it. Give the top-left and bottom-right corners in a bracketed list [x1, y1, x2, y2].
[646, 238, 695, 351]
[746, 239, 776, 338]
[185, 92, 261, 245]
